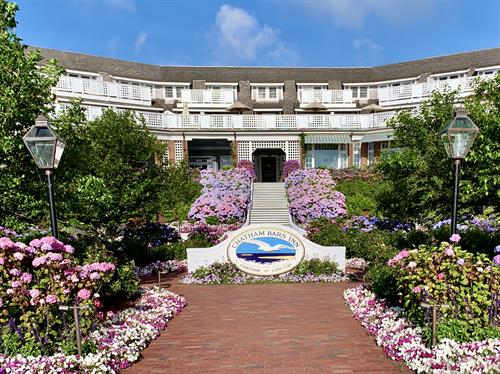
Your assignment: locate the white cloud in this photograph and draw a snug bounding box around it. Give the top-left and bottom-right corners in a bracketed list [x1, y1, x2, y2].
[134, 31, 148, 51]
[210, 4, 300, 65]
[300, 0, 433, 29]
[352, 37, 384, 66]
[353, 38, 383, 52]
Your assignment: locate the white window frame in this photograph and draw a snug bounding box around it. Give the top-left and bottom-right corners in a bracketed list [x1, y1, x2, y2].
[252, 86, 283, 102]
[353, 142, 361, 168]
[367, 142, 375, 166]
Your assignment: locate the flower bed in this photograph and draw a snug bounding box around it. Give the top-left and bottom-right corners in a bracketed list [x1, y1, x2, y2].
[285, 169, 347, 224]
[344, 285, 500, 373]
[134, 260, 187, 279]
[179, 260, 351, 285]
[187, 168, 253, 225]
[0, 287, 186, 373]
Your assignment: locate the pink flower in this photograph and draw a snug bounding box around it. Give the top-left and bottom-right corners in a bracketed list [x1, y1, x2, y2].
[29, 289, 40, 299]
[9, 268, 20, 276]
[457, 258, 465, 266]
[90, 272, 100, 280]
[10, 281, 21, 288]
[64, 245, 75, 254]
[77, 289, 91, 300]
[413, 286, 421, 293]
[450, 234, 461, 243]
[0, 299, 3, 308]
[0, 257, 4, 265]
[45, 294, 58, 304]
[444, 246, 455, 257]
[13, 252, 24, 261]
[437, 273, 445, 280]
[20, 273, 32, 283]
[407, 261, 417, 269]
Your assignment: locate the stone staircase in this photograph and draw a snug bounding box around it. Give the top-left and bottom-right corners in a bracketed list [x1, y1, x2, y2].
[249, 183, 290, 225]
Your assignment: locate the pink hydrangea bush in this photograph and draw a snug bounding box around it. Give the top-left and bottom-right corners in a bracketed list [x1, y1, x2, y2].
[387, 239, 499, 338]
[188, 168, 253, 225]
[285, 169, 347, 224]
[283, 160, 300, 179]
[344, 286, 500, 373]
[0, 287, 186, 373]
[0, 236, 115, 354]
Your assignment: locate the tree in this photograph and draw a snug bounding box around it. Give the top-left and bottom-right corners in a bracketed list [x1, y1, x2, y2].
[0, 0, 63, 228]
[54, 108, 166, 234]
[377, 76, 500, 223]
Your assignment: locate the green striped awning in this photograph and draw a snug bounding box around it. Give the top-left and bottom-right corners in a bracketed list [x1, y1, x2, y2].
[304, 134, 351, 144]
[361, 132, 394, 143]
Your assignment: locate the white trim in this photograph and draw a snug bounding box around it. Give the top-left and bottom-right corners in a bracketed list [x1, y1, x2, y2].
[250, 83, 285, 87]
[475, 65, 500, 72]
[343, 77, 418, 86]
[253, 108, 283, 112]
[296, 83, 328, 86]
[65, 69, 101, 77]
[185, 135, 233, 141]
[111, 75, 190, 85]
[206, 82, 238, 86]
[55, 98, 163, 112]
[429, 69, 469, 78]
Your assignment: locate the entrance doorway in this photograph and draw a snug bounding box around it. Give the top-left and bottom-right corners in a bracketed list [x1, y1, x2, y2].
[252, 148, 285, 182]
[261, 157, 277, 182]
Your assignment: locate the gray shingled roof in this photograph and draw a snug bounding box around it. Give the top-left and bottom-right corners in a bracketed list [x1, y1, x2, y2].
[29, 46, 500, 84]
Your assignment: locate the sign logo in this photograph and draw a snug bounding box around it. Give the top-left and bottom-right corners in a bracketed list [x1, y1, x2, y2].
[227, 227, 305, 276]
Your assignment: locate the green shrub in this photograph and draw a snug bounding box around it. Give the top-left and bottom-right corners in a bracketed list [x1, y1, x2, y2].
[422, 318, 500, 344]
[293, 258, 338, 275]
[336, 179, 388, 216]
[307, 218, 398, 262]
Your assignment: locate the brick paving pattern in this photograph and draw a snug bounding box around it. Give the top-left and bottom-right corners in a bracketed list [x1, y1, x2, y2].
[126, 276, 410, 373]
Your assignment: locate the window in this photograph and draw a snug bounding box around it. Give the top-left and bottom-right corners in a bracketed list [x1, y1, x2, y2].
[367, 142, 375, 166]
[252, 86, 282, 101]
[351, 87, 358, 98]
[305, 144, 348, 169]
[165, 86, 173, 98]
[258, 87, 266, 99]
[353, 142, 361, 167]
[165, 86, 188, 99]
[359, 87, 368, 98]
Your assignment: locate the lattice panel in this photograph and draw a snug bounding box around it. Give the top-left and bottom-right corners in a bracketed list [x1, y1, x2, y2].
[287, 140, 300, 161]
[237, 140, 300, 162]
[237, 141, 250, 161]
[175, 141, 184, 162]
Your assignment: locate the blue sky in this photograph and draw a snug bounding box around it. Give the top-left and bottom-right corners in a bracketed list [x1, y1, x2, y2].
[16, 0, 500, 67]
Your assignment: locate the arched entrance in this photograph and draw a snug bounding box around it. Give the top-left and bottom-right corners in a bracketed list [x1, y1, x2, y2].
[252, 148, 286, 182]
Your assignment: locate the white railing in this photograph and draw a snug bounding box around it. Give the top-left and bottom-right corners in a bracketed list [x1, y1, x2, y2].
[55, 76, 152, 105]
[57, 104, 396, 130]
[180, 89, 235, 106]
[378, 76, 481, 106]
[300, 89, 353, 105]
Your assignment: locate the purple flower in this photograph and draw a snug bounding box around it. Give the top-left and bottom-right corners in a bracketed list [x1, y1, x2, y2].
[437, 272, 445, 280]
[493, 255, 500, 266]
[450, 233, 461, 243]
[457, 258, 465, 266]
[494, 245, 500, 254]
[29, 289, 40, 299]
[413, 286, 421, 293]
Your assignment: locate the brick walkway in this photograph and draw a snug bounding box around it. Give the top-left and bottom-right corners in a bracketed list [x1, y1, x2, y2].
[126, 276, 409, 374]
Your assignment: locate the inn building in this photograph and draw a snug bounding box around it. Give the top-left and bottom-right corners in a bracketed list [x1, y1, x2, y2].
[34, 47, 500, 182]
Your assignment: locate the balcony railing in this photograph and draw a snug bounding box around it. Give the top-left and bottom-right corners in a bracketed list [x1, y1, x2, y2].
[377, 76, 481, 106]
[55, 76, 152, 105]
[179, 89, 235, 107]
[299, 89, 353, 106]
[57, 104, 396, 130]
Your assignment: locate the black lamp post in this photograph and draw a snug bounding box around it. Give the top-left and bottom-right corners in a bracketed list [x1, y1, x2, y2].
[23, 115, 65, 239]
[439, 109, 479, 235]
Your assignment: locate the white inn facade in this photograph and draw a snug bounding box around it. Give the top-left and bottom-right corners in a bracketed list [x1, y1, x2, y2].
[35, 47, 500, 182]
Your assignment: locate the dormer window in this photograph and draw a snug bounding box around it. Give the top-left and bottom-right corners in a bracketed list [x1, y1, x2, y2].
[251, 85, 283, 102]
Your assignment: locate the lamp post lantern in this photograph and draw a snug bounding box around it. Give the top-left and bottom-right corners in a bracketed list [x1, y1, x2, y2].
[23, 115, 65, 239]
[439, 109, 479, 235]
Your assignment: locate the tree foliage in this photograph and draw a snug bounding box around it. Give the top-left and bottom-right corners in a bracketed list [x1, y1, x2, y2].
[54, 108, 167, 233]
[0, 0, 63, 228]
[377, 76, 500, 223]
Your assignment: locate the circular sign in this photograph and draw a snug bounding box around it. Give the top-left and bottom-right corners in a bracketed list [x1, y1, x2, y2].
[227, 227, 306, 276]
